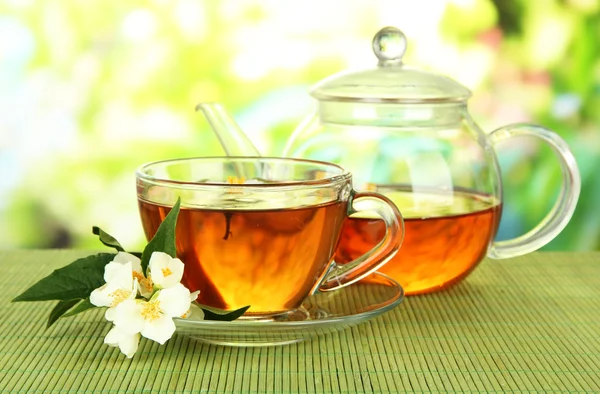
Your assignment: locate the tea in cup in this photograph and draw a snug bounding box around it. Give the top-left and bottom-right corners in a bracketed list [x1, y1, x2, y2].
[136, 157, 404, 317]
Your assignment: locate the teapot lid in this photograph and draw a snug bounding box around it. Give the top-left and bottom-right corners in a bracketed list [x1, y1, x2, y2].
[310, 27, 472, 103]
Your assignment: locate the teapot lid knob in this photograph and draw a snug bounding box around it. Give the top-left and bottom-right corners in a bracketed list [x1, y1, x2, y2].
[372, 26, 407, 66]
[309, 26, 472, 102]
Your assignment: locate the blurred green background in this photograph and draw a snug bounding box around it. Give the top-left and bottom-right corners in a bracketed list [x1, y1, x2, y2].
[0, 0, 598, 251]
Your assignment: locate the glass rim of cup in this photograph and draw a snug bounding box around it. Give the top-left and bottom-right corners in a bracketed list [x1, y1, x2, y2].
[136, 156, 352, 189]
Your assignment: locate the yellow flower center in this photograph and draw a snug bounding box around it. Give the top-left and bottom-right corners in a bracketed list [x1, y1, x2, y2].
[133, 272, 154, 294]
[109, 289, 130, 307]
[132, 271, 144, 281]
[161, 267, 173, 277]
[141, 300, 161, 322]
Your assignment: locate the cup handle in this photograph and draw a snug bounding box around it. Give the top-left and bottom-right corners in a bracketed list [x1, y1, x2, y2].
[488, 123, 581, 259]
[318, 191, 404, 292]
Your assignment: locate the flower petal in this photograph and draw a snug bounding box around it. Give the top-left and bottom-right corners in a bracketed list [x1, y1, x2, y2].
[104, 326, 140, 359]
[113, 299, 146, 335]
[181, 305, 203, 320]
[149, 252, 184, 288]
[189, 290, 200, 302]
[131, 279, 139, 299]
[104, 326, 123, 346]
[136, 277, 155, 300]
[119, 333, 140, 359]
[192, 307, 204, 320]
[89, 284, 111, 307]
[140, 314, 176, 345]
[105, 307, 116, 322]
[117, 252, 143, 276]
[180, 291, 200, 318]
[104, 261, 134, 289]
[182, 303, 204, 320]
[90, 282, 128, 308]
[113, 251, 142, 267]
[157, 284, 192, 318]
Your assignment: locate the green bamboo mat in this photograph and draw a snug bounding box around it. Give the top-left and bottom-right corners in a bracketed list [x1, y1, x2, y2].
[1, 250, 599, 393]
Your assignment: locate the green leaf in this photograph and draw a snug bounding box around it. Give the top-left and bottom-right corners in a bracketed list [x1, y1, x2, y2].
[140, 197, 181, 275]
[199, 304, 250, 321]
[92, 226, 125, 252]
[47, 299, 81, 328]
[92, 226, 142, 257]
[12, 253, 115, 302]
[62, 298, 97, 318]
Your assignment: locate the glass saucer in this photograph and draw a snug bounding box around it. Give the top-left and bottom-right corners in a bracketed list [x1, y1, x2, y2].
[173, 272, 404, 347]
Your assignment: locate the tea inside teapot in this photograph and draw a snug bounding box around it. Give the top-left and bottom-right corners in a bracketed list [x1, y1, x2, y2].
[335, 185, 502, 294]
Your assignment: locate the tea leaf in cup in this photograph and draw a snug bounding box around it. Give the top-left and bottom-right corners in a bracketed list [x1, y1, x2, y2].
[140, 198, 181, 275]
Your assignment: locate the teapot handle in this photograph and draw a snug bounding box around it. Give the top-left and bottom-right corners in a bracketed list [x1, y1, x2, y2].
[488, 123, 581, 259]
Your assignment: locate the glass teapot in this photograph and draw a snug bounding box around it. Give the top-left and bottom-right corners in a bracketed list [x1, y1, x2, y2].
[284, 27, 580, 295]
[198, 27, 581, 295]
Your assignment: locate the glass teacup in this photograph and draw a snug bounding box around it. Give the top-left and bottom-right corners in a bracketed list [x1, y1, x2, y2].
[136, 157, 404, 317]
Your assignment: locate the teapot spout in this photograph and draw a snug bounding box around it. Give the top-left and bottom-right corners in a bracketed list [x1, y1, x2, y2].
[195, 102, 262, 157]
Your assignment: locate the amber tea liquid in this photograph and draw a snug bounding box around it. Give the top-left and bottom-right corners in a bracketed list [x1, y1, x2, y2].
[138, 199, 348, 314]
[335, 188, 502, 295]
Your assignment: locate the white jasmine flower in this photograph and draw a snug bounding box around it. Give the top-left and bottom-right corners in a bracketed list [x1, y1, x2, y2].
[90, 251, 199, 358]
[90, 262, 139, 321]
[104, 252, 143, 283]
[104, 325, 140, 359]
[112, 283, 194, 345]
[111, 251, 154, 299]
[181, 291, 201, 319]
[148, 252, 184, 289]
